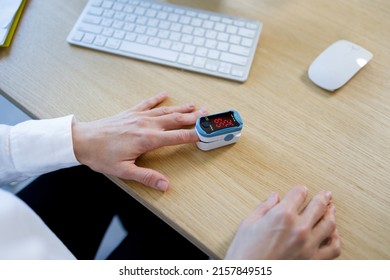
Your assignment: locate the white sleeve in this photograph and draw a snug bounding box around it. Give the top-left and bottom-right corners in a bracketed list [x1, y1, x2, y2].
[0, 115, 80, 185]
[0, 189, 76, 260]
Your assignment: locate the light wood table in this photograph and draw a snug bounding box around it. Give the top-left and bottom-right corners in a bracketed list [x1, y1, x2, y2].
[1, 0, 389, 259]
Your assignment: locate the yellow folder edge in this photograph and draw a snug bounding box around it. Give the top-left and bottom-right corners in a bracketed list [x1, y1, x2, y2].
[1, 0, 27, 47]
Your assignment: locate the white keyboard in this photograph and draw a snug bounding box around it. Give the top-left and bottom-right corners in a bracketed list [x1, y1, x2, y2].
[67, 0, 262, 82]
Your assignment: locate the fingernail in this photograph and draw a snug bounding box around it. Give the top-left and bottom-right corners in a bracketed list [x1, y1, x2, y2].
[268, 192, 278, 202]
[159, 91, 168, 97]
[199, 108, 208, 115]
[156, 180, 169, 192]
[326, 191, 332, 201]
[187, 103, 195, 109]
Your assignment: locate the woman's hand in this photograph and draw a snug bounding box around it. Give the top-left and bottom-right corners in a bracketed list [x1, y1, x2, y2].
[72, 92, 207, 191]
[225, 185, 341, 259]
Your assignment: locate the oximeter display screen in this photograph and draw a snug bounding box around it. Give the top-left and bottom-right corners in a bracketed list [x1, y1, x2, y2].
[199, 111, 240, 133]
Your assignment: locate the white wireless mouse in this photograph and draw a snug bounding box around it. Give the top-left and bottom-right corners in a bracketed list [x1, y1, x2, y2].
[308, 40, 373, 91]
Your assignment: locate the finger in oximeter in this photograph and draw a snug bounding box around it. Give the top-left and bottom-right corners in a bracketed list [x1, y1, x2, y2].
[195, 110, 243, 151]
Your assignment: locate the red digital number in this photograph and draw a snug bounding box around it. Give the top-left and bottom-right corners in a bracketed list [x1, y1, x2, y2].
[214, 118, 233, 128]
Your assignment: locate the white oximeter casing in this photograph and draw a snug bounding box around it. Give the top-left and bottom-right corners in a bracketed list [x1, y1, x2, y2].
[195, 110, 243, 151]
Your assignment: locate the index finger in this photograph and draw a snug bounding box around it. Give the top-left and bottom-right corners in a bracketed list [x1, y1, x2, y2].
[150, 129, 200, 148]
[279, 185, 308, 212]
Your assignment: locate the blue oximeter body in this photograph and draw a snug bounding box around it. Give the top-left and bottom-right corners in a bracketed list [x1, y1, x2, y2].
[195, 110, 243, 151]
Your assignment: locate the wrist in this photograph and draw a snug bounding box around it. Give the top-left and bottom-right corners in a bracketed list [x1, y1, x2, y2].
[72, 120, 92, 166]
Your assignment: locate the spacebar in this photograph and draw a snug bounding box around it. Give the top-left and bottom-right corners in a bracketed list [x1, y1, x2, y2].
[120, 41, 179, 62]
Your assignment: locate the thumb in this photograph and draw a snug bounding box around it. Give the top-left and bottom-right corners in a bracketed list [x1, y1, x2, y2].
[125, 165, 170, 192]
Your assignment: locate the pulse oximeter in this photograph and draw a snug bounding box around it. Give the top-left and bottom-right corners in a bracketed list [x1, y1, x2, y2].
[195, 110, 243, 151]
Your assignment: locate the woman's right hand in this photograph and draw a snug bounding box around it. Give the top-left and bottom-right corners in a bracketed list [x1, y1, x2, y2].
[225, 185, 341, 259]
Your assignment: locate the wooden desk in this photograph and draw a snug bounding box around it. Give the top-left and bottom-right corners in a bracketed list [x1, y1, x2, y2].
[1, 0, 389, 259]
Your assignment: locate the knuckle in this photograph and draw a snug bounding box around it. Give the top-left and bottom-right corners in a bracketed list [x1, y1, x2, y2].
[294, 224, 310, 243]
[275, 207, 294, 225]
[172, 112, 185, 123]
[142, 170, 155, 186]
[175, 130, 191, 143]
[127, 129, 143, 140]
[319, 205, 337, 230]
[161, 106, 171, 115]
[133, 116, 149, 127]
[125, 127, 156, 150]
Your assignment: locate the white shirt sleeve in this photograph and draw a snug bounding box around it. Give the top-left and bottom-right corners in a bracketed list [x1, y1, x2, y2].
[0, 115, 80, 185]
[0, 188, 76, 260]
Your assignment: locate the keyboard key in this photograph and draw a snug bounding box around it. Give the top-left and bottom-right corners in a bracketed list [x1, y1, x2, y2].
[120, 41, 179, 62]
[230, 45, 251, 56]
[238, 27, 256, 38]
[208, 50, 220, 59]
[82, 15, 102, 25]
[78, 23, 103, 34]
[82, 33, 95, 44]
[232, 68, 245, 77]
[88, 7, 103, 16]
[72, 31, 84, 41]
[205, 61, 218, 71]
[220, 53, 247, 66]
[241, 38, 254, 47]
[193, 57, 206, 68]
[94, 35, 107, 46]
[106, 38, 121, 49]
[178, 53, 194, 65]
[219, 62, 232, 74]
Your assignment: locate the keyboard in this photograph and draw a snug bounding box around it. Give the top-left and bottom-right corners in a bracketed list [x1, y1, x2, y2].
[67, 0, 263, 82]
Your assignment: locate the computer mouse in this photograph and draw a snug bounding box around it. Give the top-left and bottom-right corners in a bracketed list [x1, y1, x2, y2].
[308, 40, 373, 91]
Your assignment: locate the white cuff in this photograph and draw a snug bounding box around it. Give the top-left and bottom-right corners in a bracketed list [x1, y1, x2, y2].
[10, 115, 80, 177]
